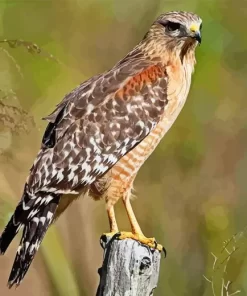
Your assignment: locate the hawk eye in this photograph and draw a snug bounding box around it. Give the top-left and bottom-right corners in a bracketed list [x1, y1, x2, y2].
[200, 23, 202, 30]
[166, 21, 181, 31]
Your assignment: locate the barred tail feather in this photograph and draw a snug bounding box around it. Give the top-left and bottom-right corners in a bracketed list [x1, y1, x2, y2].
[0, 187, 60, 288]
[0, 186, 47, 255]
[7, 195, 60, 288]
[0, 201, 26, 254]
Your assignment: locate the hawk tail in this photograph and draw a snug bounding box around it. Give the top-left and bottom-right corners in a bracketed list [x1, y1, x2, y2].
[0, 200, 27, 255]
[0, 190, 60, 288]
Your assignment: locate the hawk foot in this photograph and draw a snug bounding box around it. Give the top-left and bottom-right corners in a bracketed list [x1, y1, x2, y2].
[102, 231, 166, 255]
[119, 231, 164, 252]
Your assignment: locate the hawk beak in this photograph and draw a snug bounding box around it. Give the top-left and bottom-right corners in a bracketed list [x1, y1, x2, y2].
[189, 24, 202, 44]
[193, 31, 201, 44]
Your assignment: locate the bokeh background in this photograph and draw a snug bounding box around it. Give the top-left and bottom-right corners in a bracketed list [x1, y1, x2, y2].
[0, 0, 247, 295]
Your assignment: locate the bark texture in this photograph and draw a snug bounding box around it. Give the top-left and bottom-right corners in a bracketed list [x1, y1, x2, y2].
[96, 234, 163, 296]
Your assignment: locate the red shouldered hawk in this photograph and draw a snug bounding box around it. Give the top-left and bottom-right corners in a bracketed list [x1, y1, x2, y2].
[0, 11, 202, 287]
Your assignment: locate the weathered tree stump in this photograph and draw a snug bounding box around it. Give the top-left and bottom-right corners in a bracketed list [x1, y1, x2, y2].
[96, 233, 164, 296]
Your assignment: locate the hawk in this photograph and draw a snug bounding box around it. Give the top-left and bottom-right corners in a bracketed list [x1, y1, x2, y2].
[0, 11, 202, 287]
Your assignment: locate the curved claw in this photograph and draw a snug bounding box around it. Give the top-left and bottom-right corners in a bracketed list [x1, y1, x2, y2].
[154, 240, 158, 249]
[101, 232, 121, 248]
[162, 246, 167, 258]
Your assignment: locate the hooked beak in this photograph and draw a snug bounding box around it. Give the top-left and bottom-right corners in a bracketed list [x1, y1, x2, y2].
[193, 31, 202, 44]
[189, 23, 202, 44]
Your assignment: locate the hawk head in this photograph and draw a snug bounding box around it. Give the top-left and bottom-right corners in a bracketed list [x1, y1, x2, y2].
[143, 11, 202, 59]
[156, 11, 202, 44]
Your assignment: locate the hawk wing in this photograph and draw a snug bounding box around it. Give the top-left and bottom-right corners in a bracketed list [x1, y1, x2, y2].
[28, 50, 168, 194]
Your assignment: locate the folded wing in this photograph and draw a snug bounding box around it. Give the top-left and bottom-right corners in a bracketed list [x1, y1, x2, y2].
[28, 51, 168, 194]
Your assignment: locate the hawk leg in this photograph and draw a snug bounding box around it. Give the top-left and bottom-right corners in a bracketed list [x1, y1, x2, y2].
[120, 196, 163, 251]
[107, 206, 119, 233]
[104, 196, 164, 252]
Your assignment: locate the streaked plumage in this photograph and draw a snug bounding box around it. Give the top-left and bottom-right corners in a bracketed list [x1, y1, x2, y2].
[0, 11, 202, 287]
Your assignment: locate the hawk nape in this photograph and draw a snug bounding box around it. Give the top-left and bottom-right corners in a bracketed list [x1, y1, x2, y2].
[0, 11, 202, 287]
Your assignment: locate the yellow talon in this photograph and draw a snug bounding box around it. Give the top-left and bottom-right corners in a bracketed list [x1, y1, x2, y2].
[119, 231, 163, 252]
[103, 231, 164, 253]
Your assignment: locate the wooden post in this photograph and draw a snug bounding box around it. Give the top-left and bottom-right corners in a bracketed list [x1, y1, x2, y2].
[96, 233, 164, 296]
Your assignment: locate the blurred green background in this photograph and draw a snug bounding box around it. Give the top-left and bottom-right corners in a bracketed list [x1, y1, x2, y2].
[0, 0, 247, 295]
